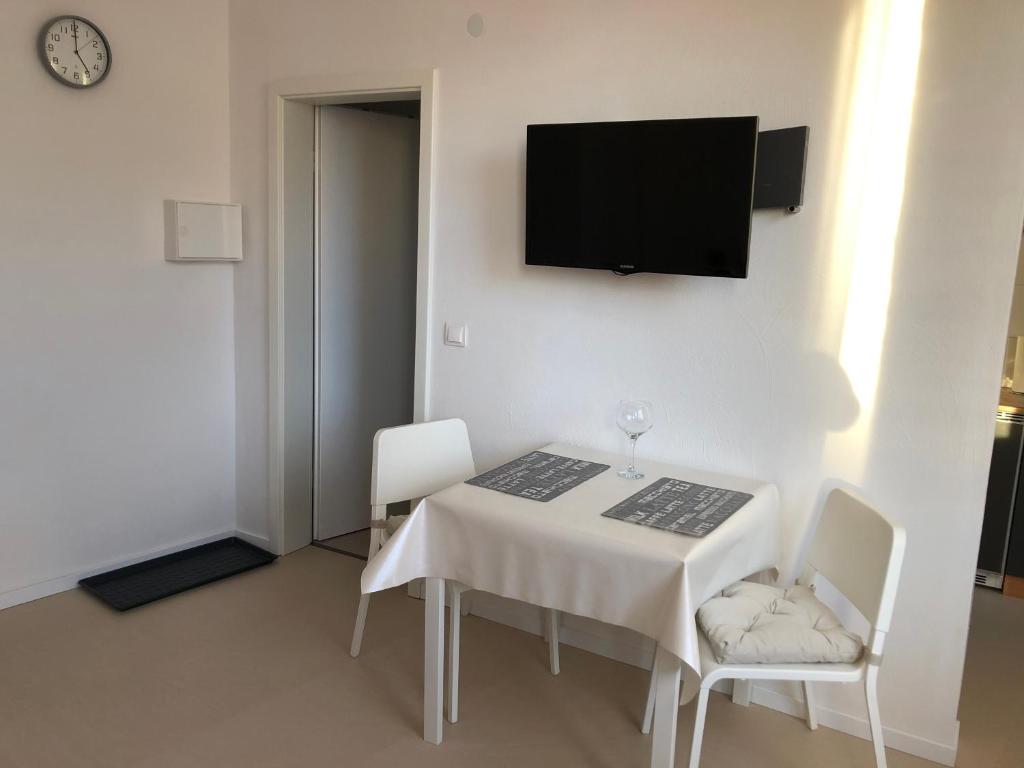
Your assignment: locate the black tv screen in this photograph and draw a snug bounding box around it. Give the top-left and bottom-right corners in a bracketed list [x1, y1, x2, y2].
[526, 117, 758, 278]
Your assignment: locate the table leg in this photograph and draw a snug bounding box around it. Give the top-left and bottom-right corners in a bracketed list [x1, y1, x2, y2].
[732, 679, 752, 706]
[650, 645, 681, 768]
[424, 577, 445, 745]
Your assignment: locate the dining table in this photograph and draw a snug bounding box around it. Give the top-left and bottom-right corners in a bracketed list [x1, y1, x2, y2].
[360, 442, 781, 768]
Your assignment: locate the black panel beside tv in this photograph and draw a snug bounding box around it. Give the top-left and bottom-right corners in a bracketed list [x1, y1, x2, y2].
[526, 116, 759, 278]
[753, 126, 808, 211]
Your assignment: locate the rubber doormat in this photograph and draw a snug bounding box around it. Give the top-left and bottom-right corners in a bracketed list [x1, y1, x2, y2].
[79, 537, 276, 611]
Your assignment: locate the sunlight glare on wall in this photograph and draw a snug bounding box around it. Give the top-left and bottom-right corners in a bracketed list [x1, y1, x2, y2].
[839, 0, 923, 404]
[826, 0, 925, 479]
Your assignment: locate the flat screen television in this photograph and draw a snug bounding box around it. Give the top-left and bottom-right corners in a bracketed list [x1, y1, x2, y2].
[525, 116, 758, 278]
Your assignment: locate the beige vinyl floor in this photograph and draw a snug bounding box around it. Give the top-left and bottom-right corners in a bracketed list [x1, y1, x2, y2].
[0, 545, 1019, 767]
[317, 529, 371, 559]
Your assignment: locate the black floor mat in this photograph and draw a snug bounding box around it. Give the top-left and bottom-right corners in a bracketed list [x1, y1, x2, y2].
[79, 537, 276, 611]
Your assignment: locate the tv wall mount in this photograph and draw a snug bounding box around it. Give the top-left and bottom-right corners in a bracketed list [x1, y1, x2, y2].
[753, 125, 808, 214]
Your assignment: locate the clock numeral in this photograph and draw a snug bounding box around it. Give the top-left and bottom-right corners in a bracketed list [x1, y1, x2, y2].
[92, 41, 98, 48]
[50, 33, 61, 41]
[61, 67, 67, 74]
[73, 71, 80, 80]
[96, 52, 103, 61]
[47, 43, 54, 52]
[51, 56, 59, 65]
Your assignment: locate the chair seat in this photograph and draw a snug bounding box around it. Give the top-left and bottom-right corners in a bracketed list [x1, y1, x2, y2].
[697, 581, 864, 665]
[695, 627, 866, 689]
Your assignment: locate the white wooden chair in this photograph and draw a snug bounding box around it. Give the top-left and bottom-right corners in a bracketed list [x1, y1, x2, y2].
[641, 488, 907, 768]
[349, 418, 562, 723]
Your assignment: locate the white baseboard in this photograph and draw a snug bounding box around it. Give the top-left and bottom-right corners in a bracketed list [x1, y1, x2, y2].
[461, 590, 657, 670]
[234, 528, 272, 550]
[556, 611, 657, 670]
[0, 528, 241, 611]
[458, 591, 959, 767]
[748, 684, 958, 766]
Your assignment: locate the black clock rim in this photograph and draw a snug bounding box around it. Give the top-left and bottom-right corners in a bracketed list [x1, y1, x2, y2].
[39, 15, 112, 89]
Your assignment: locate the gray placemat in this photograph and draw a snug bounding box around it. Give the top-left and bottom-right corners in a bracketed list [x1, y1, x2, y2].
[602, 477, 753, 537]
[466, 451, 610, 502]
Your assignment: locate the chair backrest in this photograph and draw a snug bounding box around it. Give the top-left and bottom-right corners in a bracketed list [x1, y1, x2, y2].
[804, 488, 907, 636]
[371, 418, 476, 507]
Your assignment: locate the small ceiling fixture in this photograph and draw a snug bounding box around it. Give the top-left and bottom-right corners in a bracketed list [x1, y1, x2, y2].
[467, 13, 485, 38]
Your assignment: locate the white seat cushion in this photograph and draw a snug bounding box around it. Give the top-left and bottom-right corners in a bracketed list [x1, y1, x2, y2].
[697, 581, 864, 664]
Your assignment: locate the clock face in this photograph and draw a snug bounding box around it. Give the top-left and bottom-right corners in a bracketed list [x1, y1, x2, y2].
[40, 16, 110, 88]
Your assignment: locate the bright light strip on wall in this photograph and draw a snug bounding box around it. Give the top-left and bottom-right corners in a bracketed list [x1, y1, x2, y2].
[838, 0, 923, 405]
[825, 0, 925, 478]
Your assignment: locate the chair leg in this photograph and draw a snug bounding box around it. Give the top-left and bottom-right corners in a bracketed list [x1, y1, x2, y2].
[803, 680, 818, 730]
[641, 651, 657, 734]
[688, 686, 711, 768]
[546, 609, 560, 675]
[865, 667, 887, 768]
[350, 593, 370, 657]
[448, 585, 461, 723]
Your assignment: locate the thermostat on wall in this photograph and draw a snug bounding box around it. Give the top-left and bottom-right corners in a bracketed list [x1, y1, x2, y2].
[164, 200, 243, 262]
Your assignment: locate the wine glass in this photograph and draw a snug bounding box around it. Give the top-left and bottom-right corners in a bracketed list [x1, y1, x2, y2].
[616, 400, 654, 479]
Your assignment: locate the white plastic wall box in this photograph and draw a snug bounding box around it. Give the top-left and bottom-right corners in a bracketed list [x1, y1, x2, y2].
[164, 200, 243, 262]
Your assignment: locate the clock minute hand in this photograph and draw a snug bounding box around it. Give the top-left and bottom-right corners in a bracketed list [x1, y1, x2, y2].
[71, 21, 90, 77]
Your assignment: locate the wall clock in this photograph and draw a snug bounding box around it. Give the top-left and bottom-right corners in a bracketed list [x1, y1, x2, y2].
[39, 15, 111, 88]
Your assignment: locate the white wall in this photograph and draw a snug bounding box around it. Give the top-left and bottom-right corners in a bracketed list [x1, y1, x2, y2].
[227, 0, 1024, 761]
[0, 0, 235, 604]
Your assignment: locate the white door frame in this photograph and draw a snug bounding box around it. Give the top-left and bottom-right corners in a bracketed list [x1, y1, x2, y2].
[267, 70, 438, 555]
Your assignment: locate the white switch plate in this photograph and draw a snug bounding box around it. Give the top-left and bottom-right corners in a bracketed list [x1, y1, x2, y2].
[444, 322, 468, 347]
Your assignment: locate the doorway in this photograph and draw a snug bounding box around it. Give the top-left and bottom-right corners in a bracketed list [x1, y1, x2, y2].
[953, 225, 1024, 764]
[267, 71, 437, 557]
[976, 229, 1024, 593]
[315, 102, 420, 548]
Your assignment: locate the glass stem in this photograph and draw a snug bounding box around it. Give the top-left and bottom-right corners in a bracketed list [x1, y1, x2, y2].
[630, 434, 639, 473]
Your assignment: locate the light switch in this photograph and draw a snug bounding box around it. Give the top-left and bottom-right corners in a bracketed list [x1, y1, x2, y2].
[444, 322, 468, 347]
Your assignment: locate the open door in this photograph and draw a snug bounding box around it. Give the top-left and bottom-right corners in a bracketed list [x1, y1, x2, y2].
[315, 104, 419, 540]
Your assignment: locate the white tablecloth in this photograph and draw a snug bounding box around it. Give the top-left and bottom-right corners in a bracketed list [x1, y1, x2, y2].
[361, 442, 780, 679]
